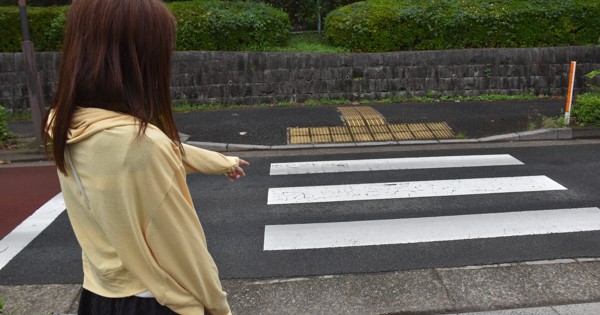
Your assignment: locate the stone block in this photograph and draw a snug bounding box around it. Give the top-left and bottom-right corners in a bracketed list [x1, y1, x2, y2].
[0, 59, 15, 73]
[0, 72, 15, 86]
[405, 65, 430, 78]
[479, 133, 519, 142]
[518, 129, 558, 141]
[352, 54, 369, 68]
[572, 127, 600, 139]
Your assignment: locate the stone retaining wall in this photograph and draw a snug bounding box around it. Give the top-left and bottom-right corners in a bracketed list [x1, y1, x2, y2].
[1, 46, 599, 111]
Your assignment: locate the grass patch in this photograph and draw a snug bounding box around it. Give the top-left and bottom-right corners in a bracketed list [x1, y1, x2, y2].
[172, 103, 230, 112]
[541, 116, 569, 128]
[172, 93, 551, 112]
[246, 32, 349, 53]
[6, 110, 32, 122]
[1, 105, 15, 144]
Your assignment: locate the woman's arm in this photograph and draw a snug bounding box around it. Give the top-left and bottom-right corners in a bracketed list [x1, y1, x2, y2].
[181, 143, 240, 175]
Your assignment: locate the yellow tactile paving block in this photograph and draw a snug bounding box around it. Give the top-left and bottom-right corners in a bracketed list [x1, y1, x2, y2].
[392, 132, 415, 140]
[425, 122, 454, 138]
[349, 126, 371, 135]
[346, 118, 366, 127]
[355, 107, 386, 126]
[339, 106, 387, 127]
[352, 133, 374, 141]
[388, 124, 411, 132]
[311, 134, 332, 143]
[365, 118, 386, 126]
[331, 134, 353, 142]
[329, 126, 351, 135]
[354, 106, 383, 117]
[372, 133, 395, 141]
[412, 130, 435, 139]
[290, 108, 454, 143]
[310, 127, 330, 135]
[337, 107, 364, 127]
[289, 127, 309, 136]
[408, 124, 430, 132]
[368, 125, 390, 134]
[289, 135, 311, 144]
[428, 122, 451, 130]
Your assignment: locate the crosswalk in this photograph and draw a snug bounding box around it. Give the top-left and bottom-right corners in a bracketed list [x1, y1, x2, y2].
[263, 154, 600, 252]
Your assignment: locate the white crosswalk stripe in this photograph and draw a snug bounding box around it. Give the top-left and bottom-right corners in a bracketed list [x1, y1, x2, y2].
[269, 154, 524, 175]
[267, 175, 566, 205]
[0, 193, 65, 271]
[264, 207, 600, 250]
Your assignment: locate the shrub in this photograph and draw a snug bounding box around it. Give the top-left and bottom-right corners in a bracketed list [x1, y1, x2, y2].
[255, 0, 360, 31]
[573, 93, 600, 126]
[586, 69, 600, 93]
[324, 0, 600, 52]
[0, 105, 14, 143]
[0, 6, 66, 52]
[170, 0, 291, 51]
[0, 0, 290, 52]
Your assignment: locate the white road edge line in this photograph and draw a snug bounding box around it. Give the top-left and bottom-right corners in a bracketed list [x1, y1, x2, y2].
[264, 207, 600, 250]
[0, 193, 65, 271]
[270, 154, 524, 175]
[267, 175, 567, 205]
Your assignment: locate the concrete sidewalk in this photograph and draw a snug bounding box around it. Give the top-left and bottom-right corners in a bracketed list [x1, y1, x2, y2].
[2, 257, 600, 314]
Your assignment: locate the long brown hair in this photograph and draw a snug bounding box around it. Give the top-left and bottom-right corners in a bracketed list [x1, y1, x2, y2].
[42, 0, 179, 173]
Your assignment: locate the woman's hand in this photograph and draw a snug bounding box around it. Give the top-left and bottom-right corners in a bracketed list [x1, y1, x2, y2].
[227, 159, 249, 181]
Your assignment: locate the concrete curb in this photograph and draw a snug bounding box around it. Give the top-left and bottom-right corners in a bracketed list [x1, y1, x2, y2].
[186, 127, 600, 152]
[2, 128, 600, 164]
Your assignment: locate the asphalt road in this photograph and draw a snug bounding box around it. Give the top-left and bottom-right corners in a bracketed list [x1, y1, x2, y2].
[173, 99, 565, 145]
[2, 140, 600, 285]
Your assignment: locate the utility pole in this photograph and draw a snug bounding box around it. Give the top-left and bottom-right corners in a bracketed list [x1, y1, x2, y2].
[18, 0, 45, 142]
[317, 0, 322, 33]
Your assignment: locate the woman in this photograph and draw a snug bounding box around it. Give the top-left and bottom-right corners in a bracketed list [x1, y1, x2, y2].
[42, 0, 247, 314]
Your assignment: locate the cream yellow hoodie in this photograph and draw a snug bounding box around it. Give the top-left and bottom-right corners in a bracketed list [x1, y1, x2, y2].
[56, 107, 238, 315]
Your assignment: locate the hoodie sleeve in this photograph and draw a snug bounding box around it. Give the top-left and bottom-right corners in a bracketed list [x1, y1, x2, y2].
[181, 143, 239, 175]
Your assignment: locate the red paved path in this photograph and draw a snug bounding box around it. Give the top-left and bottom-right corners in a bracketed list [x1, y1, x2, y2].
[0, 165, 61, 239]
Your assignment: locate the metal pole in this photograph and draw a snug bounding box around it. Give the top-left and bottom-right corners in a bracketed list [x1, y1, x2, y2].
[18, 0, 45, 142]
[317, 0, 321, 33]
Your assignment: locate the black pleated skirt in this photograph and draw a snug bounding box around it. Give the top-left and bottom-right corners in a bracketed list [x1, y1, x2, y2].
[78, 288, 178, 315]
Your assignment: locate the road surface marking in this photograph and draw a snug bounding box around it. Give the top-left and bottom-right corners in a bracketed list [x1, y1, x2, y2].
[0, 193, 65, 271]
[267, 175, 566, 205]
[263, 207, 600, 250]
[270, 154, 524, 175]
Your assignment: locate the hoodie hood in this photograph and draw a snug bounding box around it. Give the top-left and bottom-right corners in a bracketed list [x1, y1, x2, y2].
[49, 107, 139, 144]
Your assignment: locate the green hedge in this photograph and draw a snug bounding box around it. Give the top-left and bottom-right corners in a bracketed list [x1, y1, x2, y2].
[573, 93, 600, 126]
[0, 6, 66, 52]
[171, 0, 290, 51]
[0, 0, 290, 52]
[324, 0, 600, 52]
